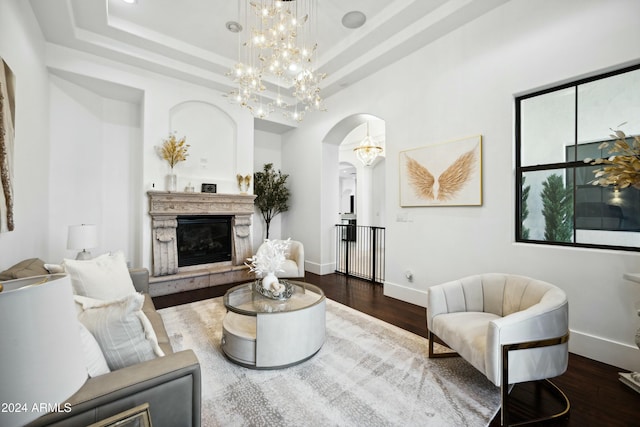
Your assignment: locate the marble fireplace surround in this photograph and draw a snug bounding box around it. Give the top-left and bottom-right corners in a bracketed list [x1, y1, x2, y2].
[147, 191, 256, 296]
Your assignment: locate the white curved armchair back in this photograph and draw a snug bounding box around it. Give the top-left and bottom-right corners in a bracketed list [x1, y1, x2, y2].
[427, 273, 569, 386]
[256, 239, 305, 278]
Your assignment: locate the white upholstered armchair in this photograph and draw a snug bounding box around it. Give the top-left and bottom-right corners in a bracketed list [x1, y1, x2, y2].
[255, 239, 305, 279]
[426, 273, 570, 426]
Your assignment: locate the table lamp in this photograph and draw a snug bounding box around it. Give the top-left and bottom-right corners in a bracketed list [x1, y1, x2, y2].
[0, 274, 86, 427]
[67, 224, 98, 260]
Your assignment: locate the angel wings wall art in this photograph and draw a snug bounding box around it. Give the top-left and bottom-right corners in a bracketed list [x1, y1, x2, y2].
[399, 135, 482, 206]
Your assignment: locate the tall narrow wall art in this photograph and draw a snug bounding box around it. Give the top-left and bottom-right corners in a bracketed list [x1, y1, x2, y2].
[0, 57, 15, 232]
[400, 135, 482, 207]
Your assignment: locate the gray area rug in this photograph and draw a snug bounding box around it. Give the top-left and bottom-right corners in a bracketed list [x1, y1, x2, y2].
[158, 297, 500, 426]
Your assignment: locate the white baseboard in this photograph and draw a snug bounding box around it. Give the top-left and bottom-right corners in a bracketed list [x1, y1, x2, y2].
[383, 281, 428, 307]
[305, 261, 335, 276]
[569, 330, 640, 373]
[383, 282, 640, 372]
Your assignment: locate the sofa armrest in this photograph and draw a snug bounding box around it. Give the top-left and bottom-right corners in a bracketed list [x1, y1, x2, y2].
[28, 350, 201, 427]
[129, 268, 150, 294]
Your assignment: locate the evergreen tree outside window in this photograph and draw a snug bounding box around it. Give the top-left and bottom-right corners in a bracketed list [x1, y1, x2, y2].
[541, 174, 573, 242]
[520, 176, 531, 240]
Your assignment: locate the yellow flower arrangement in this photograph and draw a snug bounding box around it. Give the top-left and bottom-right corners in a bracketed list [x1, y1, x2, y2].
[588, 128, 640, 190]
[160, 133, 189, 169]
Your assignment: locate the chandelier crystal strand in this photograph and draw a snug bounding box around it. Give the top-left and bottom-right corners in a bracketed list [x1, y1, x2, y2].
[227, 0, 325, 122]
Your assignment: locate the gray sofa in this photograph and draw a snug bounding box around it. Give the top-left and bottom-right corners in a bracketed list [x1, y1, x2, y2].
[27, 269, 201, 427]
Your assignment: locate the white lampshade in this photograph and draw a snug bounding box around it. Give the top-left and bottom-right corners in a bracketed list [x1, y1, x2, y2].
[0, 274, 86, 427]
[67, 224, 98, 259]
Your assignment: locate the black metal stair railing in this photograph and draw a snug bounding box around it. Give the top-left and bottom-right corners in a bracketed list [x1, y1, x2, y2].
[335, 224, 385, 283]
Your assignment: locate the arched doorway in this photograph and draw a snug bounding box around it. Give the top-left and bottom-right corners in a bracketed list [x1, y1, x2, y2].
[322, 114, 386, 282]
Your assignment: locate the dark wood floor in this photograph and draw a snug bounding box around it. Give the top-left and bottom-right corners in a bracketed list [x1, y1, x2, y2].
[153, 272, 639, 427]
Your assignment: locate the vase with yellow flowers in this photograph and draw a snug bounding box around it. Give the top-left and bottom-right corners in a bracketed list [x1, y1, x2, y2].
[159, 133, 189, 192]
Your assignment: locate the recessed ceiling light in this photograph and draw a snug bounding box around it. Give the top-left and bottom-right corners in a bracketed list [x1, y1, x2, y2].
[121, 0, 137, 4]
[226, 21, 243, 33]
[342, 11, 366, 29]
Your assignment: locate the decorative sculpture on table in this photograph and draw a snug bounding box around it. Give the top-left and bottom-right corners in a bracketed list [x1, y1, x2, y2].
[246, 238, 292, 299]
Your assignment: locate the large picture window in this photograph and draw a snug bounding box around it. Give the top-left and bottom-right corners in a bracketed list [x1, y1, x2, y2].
[515, 64, 640, 251]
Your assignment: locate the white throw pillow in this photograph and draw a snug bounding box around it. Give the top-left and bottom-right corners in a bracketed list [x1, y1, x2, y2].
[64, 251, 136, 300]
[75, 293, 165, 371]
[77, 321, 110, 377]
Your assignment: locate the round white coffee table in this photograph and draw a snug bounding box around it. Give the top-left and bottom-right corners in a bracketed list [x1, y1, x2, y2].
[221, 280, 326, 369]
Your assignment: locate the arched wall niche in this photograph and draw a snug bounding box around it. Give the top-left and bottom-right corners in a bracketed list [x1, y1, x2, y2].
[169, 101, 238, 192]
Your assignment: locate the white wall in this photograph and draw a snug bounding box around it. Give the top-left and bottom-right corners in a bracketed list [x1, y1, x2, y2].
[47, 76, 142, 264]
[0, 0, 50, 267]
[281, 118, 325, 273]
[169, 101, 237, 193]
[282, 0, 640, 371]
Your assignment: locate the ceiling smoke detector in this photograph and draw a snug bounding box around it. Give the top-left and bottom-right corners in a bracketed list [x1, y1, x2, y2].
[342, 11, 366, 29]
[225, 21, 242, 33]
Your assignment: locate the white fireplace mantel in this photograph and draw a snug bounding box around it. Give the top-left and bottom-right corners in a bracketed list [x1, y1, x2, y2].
[147, 191, 256, 277]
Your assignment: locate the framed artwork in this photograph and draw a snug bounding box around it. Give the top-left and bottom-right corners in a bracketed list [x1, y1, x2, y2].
[0, 57, 16, 232]
[400, 135, 482, 207]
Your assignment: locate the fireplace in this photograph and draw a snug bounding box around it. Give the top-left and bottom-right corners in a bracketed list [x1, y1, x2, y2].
[148, 191, 255, 277]
[177, 216, 232, 267]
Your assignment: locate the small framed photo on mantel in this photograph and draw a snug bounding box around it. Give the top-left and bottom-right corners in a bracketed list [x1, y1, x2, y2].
[399, 135, 482, 207]
[201, 183, 217, 193]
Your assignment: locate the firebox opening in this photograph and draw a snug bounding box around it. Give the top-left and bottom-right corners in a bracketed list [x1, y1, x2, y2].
[176, 216, 232, 267]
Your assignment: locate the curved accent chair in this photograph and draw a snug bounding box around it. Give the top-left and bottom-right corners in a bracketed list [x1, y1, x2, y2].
[256, 239, 305, 279]
[426, 273, 570, 426]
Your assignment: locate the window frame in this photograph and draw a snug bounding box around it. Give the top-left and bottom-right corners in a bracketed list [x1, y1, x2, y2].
[515, 63, 640, 252]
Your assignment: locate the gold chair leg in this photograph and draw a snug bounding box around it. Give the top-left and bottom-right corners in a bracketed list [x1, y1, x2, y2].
[501, 379, 570, 426]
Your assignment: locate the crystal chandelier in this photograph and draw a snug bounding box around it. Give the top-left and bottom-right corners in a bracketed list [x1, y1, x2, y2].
[354, 122, 383, 166]
[227, 0, 326, 122]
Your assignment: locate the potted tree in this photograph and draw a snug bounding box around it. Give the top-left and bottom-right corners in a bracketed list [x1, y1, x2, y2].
[254, 163, 290, 239]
